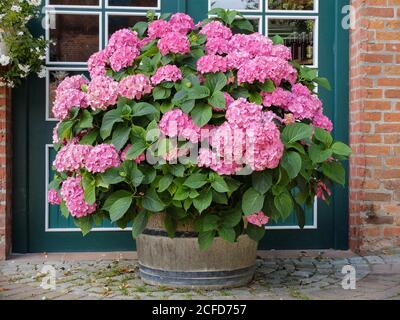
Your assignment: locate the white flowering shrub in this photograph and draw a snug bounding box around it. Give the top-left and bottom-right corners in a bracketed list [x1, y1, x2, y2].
[0, 0, 47, 87]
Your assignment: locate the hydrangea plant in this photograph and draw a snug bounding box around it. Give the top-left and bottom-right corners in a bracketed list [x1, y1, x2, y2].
[0, 0, 47, 87]
[48, 9, 351, 250]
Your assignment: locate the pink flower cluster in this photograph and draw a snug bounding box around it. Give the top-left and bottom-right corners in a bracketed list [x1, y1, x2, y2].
[87, 76, 119, 110]
[200, 21, 232, 55]
[85, 144, 121, 173]
[197, 54, 228, 74]
[148, 13, 195, 39]
[158, 32, 190, 56]
[159, 109, 201, 143]
[48, 189, 61, 205]
[246, 211, 269, 227]
[61, 176, 97, 217]
[118, 74, 153, 100]
[52, 75, 89, 120]
[53, 142, 120, 173]
[151, 65, 183, 85]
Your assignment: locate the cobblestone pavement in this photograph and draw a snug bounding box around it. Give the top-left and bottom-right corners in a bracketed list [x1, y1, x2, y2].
[1, 250, 400, 300]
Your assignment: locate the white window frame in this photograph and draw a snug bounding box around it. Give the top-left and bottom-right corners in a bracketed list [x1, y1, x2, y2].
[45, 67, 88, 121]
[105, 11, 160, 44]
[105, 0, 161, 10]
[45, 10, 102, 65]
[45, 0, 102, 9]
[265, 15, 319, 69]
[267, 0, 319, 14]
[208, 0, 262, 13]
[208, 14, 263, 33]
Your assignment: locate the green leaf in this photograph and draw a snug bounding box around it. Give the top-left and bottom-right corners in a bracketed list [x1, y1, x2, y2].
[314, 77, 332, 91]
[322, 161, 346, 185]
[309, 144, 333, 164]
[274, 192, 294, 220]
[153, 87, 171, 100]
[164, 215, 176, 238]
[183, 173, 208, 189]
[112, 125, 131, 151]
[170, 164, 185, 177]
[212, 191, 228, 205]
[109, 196, 132, 222]
[204, 73, 227, 93]
[198, 230, 216, 251]
[232, 18, 254, 32]
[271, 35, 284, 45]
[282, 123, 313, 144]
[260, 79, 275, 92]
[132, 102, 158, 117]
[125, 139, 147, 160]
[208, 91, 226, 109]
[211, 175, 230, 193]
[74, 216, 93, 236]
[281, 151, 302, 179]
[218, 227, 236, 243]
[79, 129, 98, 145]
[242, 188, 264, 216]
[193, 189, 212, 213]
[331, 142, 352, 157]
[78, 109, 93, 129]
[82, 174, 96, 205]
[100, 109, 123, 140]
[246, 224, 265, 242]
[142, 188, 165, 212]
[314, 127, 333, 146]
[225, 177, 241, 192]
[294, 203, 306, 229]
[132, 211, 149, 238]
[203, 214, 220, 231]
[60, 200, 69, 218]
[100, 167, 124, 185]
[249, 92, 263, 104]
[222, 208, 242, 228]
[180, 99, 195, 113]
[58, 120, 75, 141]
[251, 171, 272, 194]
[191, 103, 212, 127]
[133, 21, 148, 37]
[158, 174, 173, 192]
[187, 86, 210, 100]
[130, 164, 145, 187]
[173, 186, 190, 201]
[102, 190, 132, 212]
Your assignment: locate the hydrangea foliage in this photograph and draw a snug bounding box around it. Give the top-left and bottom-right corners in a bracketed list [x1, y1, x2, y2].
[48, 10, 351, 250]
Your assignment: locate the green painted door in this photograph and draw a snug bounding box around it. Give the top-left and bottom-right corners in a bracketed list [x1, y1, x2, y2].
[12, 0, 349, 253]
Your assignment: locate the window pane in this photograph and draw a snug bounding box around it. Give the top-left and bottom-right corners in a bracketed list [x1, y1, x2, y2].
[49, 14, 99, 63]
[268, 0, 314, 11]
[108, 15, 148, 39]
[108, 0, 158, 7]
[48, 0, 99, 5]
[210, 0, 260, 10]
[48, 70, 88, 119]
[268, 19, 315, 66]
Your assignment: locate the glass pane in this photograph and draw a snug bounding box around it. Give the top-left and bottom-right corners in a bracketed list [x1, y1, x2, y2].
[48, 0, 99, 5]
[108, 0, 158, 7]
[49, 14, 99, 63]
[48, 70, 88, 119]
[268, 0, 314, 11]
[108, 15, 148, 39]
[268, 19, 315, 65]
[210, 0, 261, 10]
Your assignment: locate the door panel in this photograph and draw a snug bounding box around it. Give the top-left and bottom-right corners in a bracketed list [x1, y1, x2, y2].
[12, 0, 349, 252]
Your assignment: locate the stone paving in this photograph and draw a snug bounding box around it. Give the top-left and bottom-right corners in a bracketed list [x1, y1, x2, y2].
[1, 250, 400, 300]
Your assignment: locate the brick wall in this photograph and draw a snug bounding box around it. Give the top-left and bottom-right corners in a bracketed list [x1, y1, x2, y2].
[349, 0, 400, 252]
[0, 84, 12, 259]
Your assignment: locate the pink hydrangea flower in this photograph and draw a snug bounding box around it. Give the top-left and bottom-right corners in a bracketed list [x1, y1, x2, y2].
[148, 19, 171, 39]
[87, 76, 119, 110]
[246, 211, 269, 227]
[200, 21, 232, 40]
[53, 143, 92, 172]
[316, 181, 332, 201]
[225, 98, 263, 129]
[169, 13, 195, 34]
[52, 122, 61, 144]
[151, 65, 183, 85]
[197, 54, 228, 74]
[261, 88, 291, 108]
[56, 75, 88, 93]
[48, 189, 61, 205]
[87, 50, 107, 78]
[120, 144, 146, 164]
[106, 28, 140, 54]
[229, 33, 273, 58]
[109, 45, 140, 72]
[159, 109, 201, 143]
[226, 50, 252, 70]
[61, 176, 97, 218]
[271, 44, 292, 61]
[85, 144, 121, 173]
[313, 112, 333, 132]
[287, 91, 322, 120]
[158, 32, 190, 55]
[52, 89, 89, 120]
[118, 74, 153, 100]
[205, 37, 230, 55]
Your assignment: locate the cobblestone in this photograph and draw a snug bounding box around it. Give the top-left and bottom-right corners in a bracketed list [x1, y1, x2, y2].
[1, 251, 399, 300]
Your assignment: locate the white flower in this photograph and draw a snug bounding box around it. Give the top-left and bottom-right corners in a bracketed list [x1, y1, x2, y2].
[11, 5, 22, 12]
[0, 54, 10, 66]
[18, 64, 30, 74]
[37, 66, 46, 78]
[17, 31, 24, 36]
[28, 0, 42, 6]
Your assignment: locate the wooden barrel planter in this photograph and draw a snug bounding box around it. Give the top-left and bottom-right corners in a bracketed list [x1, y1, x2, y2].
[136, 214, 257, 289]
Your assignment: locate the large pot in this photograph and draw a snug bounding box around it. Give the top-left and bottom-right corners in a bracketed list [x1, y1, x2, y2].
[136, 213, 257, 289]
